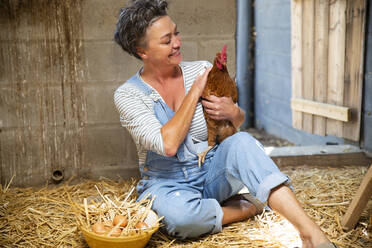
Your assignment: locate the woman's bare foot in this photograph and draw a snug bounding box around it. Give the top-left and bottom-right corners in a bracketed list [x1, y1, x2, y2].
[221, 194, 258, 225]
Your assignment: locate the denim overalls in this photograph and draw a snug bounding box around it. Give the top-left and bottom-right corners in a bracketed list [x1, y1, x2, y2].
[126, 73, 290, 239]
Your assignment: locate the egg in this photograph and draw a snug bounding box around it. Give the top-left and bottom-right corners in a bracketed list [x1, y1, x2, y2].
[92, 222, 106, 235]
[103, 220, 113, 228]
[110, 227, 122, 237]
[113, 215, 128, 228]
[135, 221, 148, 230]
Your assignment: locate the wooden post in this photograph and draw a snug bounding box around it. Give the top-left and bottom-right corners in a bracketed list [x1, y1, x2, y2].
[341, 165, 372, 230]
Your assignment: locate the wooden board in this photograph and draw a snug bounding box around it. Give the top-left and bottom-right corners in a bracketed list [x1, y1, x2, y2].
[342, 0, 367, 141]
[313, 0, 329, 136]
[326, 0, 347, 137]
[341, 164, 372, 230]
[291, 98, 350, 122]
[291, 0, 303, 130]
[302, 0, 315, 133]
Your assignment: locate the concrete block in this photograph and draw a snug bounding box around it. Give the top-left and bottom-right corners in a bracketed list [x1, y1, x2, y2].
[364, 34, 372, 74]
[86, 164, 140, 181]
[1, 41, 44, 85]
[82, 126, 138, 171]
[0, 123, 136, 186]
[84, 41, 141, 83]
[364, 74, 372, 112]
[1, 38, 86, 86]
[82, 0, 128, 40]
[83, 84, 119, 124]
[363, 114, 372, 152]
[0, 81, 88, 134]
[255, 114, 346, 146]
[1, 128, 51, 186]
[199, 39, 236, 76]
[0, 1, 85, 41]
[255, 51, 291, 77]
[255, 29, 291, 54]
[180, 41, 199, 62]
[0, 86, 47, 128]
[112, 44, 143, 81]
[255, 93, 292, 126]
[368, 2, 372, 34]
[255, 70, 291, 101]
[84, 41, 118, 82]
[169, 0, 236, 37]
[255, 0, 290, 29]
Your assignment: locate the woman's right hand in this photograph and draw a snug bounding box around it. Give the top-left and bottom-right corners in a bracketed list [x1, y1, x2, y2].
[161, 66, 212, 156]
[192, 66, 212, 97]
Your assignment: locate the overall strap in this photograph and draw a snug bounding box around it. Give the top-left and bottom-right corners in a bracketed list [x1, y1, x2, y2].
[126, 72, 208, 162]
[126, 74, 173, 125]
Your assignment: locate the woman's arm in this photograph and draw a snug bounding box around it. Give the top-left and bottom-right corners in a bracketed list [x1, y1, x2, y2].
[161, 67, 212, 156]
[201, 95, 245, 129]
[114, 88, 166, 155]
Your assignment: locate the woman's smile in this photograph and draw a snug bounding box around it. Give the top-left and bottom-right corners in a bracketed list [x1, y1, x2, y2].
[169, 49, 181, 58]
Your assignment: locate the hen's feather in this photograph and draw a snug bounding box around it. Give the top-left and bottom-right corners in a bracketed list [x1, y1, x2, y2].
[202, 46, 238, 148]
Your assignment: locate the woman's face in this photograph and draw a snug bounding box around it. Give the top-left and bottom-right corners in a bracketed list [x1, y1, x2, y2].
[139, 15, 182, 66]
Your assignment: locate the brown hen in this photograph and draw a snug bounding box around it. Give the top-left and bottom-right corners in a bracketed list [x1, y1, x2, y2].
[198, 45, 238, 166]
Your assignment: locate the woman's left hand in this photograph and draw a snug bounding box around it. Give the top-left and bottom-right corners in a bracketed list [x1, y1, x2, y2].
[201, 95, 239, 122]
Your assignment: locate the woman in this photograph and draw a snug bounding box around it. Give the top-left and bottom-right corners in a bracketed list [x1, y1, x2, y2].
[113, 1, 336, 247]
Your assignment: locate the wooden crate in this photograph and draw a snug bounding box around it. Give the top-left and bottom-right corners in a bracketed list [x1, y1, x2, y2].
[291, 0, 367, 141]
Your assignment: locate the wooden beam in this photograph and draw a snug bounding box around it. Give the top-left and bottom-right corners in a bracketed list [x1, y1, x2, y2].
[266, 145, 372, 167]
[341, 164, 372, 230]
[291, 98, 350, 122]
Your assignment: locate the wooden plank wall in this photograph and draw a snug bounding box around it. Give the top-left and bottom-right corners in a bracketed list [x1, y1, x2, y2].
[291, 0, 366, 141]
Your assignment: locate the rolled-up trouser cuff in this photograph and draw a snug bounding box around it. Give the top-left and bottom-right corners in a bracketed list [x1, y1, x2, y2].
[210, 198, 224, 234]
[256, 172, 291, 204]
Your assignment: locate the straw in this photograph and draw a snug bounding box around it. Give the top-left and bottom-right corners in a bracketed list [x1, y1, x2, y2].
[0, 165, 371, 247]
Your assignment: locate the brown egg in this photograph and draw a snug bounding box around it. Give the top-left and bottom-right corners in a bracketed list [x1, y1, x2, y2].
[92, 222, 106, 235]
[110, 227, 122, 237]
[135, 221, 148, 230]
[103, 220, 113, 228]
[113, 215, 128, 228]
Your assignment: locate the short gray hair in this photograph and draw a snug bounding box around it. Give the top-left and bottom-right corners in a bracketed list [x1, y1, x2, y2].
[114, 0, 169, 60]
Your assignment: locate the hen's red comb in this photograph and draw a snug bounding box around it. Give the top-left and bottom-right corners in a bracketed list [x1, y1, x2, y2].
[222, 45, 227, 57]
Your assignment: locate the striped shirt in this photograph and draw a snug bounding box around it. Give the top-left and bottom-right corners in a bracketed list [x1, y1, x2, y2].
[114, 60, 212, 165]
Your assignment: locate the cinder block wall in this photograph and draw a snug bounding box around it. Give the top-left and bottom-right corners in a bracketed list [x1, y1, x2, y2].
[0, 0, 236, 186]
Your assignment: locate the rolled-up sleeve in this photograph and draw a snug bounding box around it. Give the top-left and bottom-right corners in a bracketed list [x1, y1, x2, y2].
[114, 86, 166, 156]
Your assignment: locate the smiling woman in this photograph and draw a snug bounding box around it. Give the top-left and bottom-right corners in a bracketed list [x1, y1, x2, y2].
[112, 1, 337, 247]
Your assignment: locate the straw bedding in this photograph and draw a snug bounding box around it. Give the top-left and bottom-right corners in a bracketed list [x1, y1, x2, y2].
[1, 165, 371, 248]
